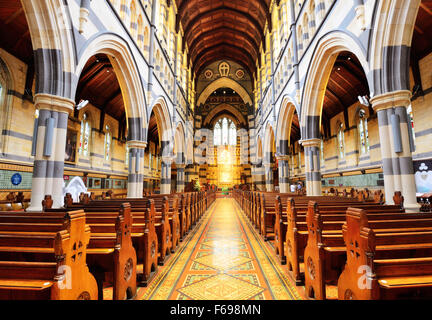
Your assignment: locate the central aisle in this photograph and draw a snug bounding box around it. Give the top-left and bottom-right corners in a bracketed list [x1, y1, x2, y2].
[138, 198, 302, 300]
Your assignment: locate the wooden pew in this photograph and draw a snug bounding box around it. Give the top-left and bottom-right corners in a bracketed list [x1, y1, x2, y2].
[273, 194, 366, 250]
[284, 197, 405, 285]
[2, 205, 138, 300]
[67, 195, 174, 266]
[63, 198, 159, 287]
[0, 210, 98, 300]
[260, 192, 295, 240]
[135, 194, 180, 253]
[303, 203, 432, 299]
[338, 208, 432, 300]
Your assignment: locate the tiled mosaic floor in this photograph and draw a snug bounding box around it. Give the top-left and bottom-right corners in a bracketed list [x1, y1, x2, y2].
[133, 198, 302, 300]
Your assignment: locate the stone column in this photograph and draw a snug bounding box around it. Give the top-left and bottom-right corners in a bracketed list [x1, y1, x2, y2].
[176, 164, 186, 193]
[277, 154, 291, 193]
[28, 94, 75, 211]
[160, 155, 173, 194]
[185, 164, 197, 185]
[370, 90, 419, 211]
[251, 165, 266, 191]
[127, 140, 147, 198]
[264, 163, 274, 192]
[302, 138, 322, 196]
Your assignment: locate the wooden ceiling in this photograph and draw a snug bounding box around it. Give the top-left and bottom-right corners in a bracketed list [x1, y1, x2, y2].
[202, 88, 249, 128]
[322, 52, 369, 129]
[148, 111, 160, 145]
[290, 112, 300, 144]
[412, 1, 432, 60]
[76, 54, 126, 122]
[175, 0, 271, 77]
[0, 0, 32, 65]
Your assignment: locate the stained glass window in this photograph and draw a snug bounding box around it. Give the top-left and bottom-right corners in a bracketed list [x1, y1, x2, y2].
[338, 122, 345, 159]
[321, 139, 325, 166]
[125, 144, 129, 165]
[358, 109, 369, 154]
[214, 122, 222, 146]
[229, 121, 237, 145]
[291, 154, 295, 174]
[79, 113, 90, 156]
[298, 147, 301, 168]
[214, 117, 237, 146]
[104, 125, 111, 161]
[407, 105, 416, 145]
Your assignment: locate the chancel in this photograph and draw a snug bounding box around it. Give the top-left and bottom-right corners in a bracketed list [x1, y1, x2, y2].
[0, 0, 432, 301]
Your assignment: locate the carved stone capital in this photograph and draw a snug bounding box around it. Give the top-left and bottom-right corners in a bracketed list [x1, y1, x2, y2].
[370, 90, 412, 112]
[275, 154, 290, 161]
[34, 93, 75, 115]
[300, 138, 321, 148]
[127, 140, 148, 149]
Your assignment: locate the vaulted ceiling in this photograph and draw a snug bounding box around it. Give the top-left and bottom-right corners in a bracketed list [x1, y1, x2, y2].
[0, 0, 32, 65]
[412, 1, 432, 60]
[321, 51, 370, 138]
[175, 0, 271, 77]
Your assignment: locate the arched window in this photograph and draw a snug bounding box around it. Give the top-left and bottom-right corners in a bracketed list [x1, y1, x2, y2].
[298, 147, 302, 169]
[407, 105, 416, 146]
[358, 109, 369, 154]
[337, 122, 345, 159]
[0, 59, 12, 153]
[125, 144, 130, 166]
[321, 139, 325, 167]
[0, 80, 4, 151]
[104, 125, 112, 161]
[213, 118, 237, 146]
[79, 113, 91, 157]
[291, 153, 295, 175]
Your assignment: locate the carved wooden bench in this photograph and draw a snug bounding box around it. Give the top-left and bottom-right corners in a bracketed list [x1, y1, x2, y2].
[0, 210, 98, 300]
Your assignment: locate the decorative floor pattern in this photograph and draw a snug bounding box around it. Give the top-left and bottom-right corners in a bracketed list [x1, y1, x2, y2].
[135, 198, 302, 300]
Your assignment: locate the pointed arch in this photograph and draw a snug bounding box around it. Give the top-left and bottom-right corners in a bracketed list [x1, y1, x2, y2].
[197, 77, 253, 106]
[21, 0, 76, 99]
[300, 31, 370, 141]
[174, 122, 186, 165]
[74, 33, 147, 142]
[276, 95, 299, 155]
[369, 0, 421, 96]
[202, 103, 248, 128]
[263, 122, 276, 165]
[148, 96, 173, 156]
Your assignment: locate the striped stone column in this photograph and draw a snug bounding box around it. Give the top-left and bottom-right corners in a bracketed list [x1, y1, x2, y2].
[264, 163, 274, 192]
[185, 164, 198, 184]
[176, 164, 186, 193]
[127, 140, 147, 198]
[370, 90, 419, 211]
[28, 94, 75, 211]
[302, 138, 322, 196]
[160, 156, 173, 194]
[251, 165, 265, 191]
[277, 154, 291, 193]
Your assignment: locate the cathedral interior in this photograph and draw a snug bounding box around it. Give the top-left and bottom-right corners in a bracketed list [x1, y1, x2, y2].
[0, 0, 432, 301]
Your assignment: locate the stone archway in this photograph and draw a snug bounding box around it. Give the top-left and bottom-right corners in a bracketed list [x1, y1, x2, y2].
[300, 31, 370, 139]
[299, 31, 370, 197]
[275, 96, 299, 192]
[263, 123, 276, 191]
[276, 96, 299, 155]
[75, 33, 147, 134]
[173, 122, 186, 192]
[149, 96, 173, 194]
[197, 77, 253, 106]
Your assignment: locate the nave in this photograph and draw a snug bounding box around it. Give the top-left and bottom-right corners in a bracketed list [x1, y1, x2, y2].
[135, 198, 301, 300]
